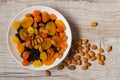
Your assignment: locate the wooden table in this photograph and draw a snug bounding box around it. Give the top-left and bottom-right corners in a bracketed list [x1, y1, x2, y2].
[0, 0, 120, 80]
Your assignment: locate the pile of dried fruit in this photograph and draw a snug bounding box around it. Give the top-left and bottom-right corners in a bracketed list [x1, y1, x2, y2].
[45, 39, 112, 76]
[11, 10, 68, 67]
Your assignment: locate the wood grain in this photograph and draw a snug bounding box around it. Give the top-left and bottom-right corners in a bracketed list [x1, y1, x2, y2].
[0, 0, 120, 80]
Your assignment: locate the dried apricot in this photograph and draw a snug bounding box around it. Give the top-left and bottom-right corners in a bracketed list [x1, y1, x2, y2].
[19, 28, 28, 40]
[11, 35, 20, 44]
[21, 17, 33, 28]
[17, 43, 24, 53]
[12, 21, 20, 29]
[55, 20, 66, 30]
[42, 11, 50, 23]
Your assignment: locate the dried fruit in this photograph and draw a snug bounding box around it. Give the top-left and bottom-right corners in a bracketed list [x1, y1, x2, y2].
[50, 13, 57, 20]
[90, 22, 98, 27]
[98, 48, 104, 53]
[46, 22, 56, 36]
[68, 65, 76, 70]
[42, 38, 52, 50]
[12, 35, 20, 44]
[32, 60, 42, 68]
[45, 70, 51, 76]
[22, 59, 29, 66]
[21, 17, 33, 28]
[106, 45, 112, 52]
[81, 65, 88, 70]
[12, 21, 20, 29]
[43, 57, 55, 66]
[57, 65, 64, 70]
[22, 51, 30, 59]
[17, 43, 24, 53]
[40, 52, 47, 60]
[19, 29, 28, 41]
[91, 45, 97, 50]
[27, 26, 34, 34]
[55, 20, 66, 30]
[42, 11, 50, 23]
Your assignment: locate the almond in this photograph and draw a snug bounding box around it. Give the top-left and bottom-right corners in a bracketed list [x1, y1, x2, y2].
[68, 65, 76, 70]
[82, 57, 88, 63]
[79, 50, 85, 56]
[57, 65, 64, 70]
[78, 40, 82, 46]
[71, 59, 77, 65]
[74, 55, 81, 60]
[67, 59, 71, 65]
[91, 45, 97, 50]
[90, 57, 96, 61]
[101, 55, 105, 62]
[98, 48, 104, 53]
[84, 47, 90, 53]
[84, 43, 90, 48]
[77, 46, 84, 50]
[62, 61, 68, 67]
[98, 60, 104, 65]
[86, 54, 91, 59]
[90, 22, 98, 27]
[77, 60, 82, 65]
[45, 70, 51, 76]
[85, 62, 91, 66]
[81, 65, 88, 70]
[88, 50, 95, 57]
[96, 53, 101, 60]
[106, 45, 112, 52]
[82, 39, 88, 44]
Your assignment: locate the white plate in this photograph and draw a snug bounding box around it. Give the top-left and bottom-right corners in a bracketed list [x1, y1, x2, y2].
[7, 6, 72, 71]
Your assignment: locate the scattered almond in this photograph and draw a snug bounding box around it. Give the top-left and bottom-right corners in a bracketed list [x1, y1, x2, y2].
[79, 50, 85, 56]
[81, 65, 88, 70]
[85, 62, 91, 66]
[90, 57, 96, 61]
[77, 60, 82, 65]
[98, 60, 104, 65]
[62, 61, 68, 67]
[96, 53, 101, 60]
[84, 47, 90, 53]
[101, 55, 105, 62]
[90, 22, 98, 27]
[84, 43, 90, 48]
[67, 59, 71, 65]
[68, 65, 76, 70]
[91, 45, 97, 50]
[57, 65, 64, 70]
[98, 48, 104, 53]
[88, 50, 95, 57]
[78, 40, 82, 46]
[71, 59, 77, 65]
[82, 57, 88, 63]
[106, 45, 112, 52]
[82, 39, 88, 44]
[86, 54, 91, 59]
[45, 70, 51, 76]
[74, 55, 81, 60]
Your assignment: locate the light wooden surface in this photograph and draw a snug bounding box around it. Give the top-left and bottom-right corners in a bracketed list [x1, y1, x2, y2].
[0, 0, 120, 80]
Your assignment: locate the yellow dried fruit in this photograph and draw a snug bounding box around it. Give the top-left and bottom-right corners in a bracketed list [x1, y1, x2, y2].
[12, 35, 20, 44]
[106, 45, 112, 52]
[27, 26, 34, 34]
[21, 17, 33, 28]
[12, 21, 20, 29]
[46, 22, 56, 36]
[32, 60, 42, 68]
[40, 52, 47, 60]
[42, 11, 50, 23]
